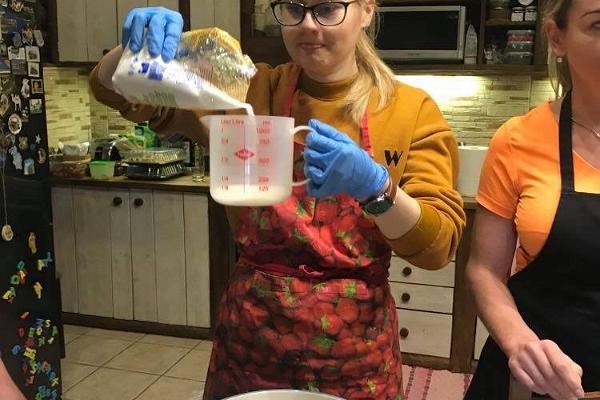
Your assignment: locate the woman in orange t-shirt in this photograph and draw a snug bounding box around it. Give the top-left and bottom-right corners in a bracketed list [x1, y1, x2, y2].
[465, 1, 600, 399]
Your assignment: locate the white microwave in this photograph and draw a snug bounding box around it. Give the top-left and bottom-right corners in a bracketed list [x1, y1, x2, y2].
[374, 5, 467, 62]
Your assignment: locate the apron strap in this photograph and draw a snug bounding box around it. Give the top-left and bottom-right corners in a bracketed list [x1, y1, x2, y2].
[558, 91, 575, 192]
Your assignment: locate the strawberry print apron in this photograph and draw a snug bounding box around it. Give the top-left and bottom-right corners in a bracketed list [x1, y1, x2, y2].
[202, 73, 403, 400]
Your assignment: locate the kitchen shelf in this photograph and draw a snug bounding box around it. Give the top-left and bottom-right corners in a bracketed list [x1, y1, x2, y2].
[485, 19, 537, 27]
[389, 63, 548, 77]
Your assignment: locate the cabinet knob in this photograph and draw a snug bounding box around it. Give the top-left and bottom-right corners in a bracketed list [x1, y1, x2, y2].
[400, 328, 409, 338]
[134, 198, 144, 207]
[112, 197, 122, 206]
[401, 293, 411, 303]
[402, 267, 412, 277]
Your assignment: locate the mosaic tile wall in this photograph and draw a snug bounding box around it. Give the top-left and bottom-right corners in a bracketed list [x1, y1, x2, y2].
[397, 75, 556, 146]
[43, 67, 92, 150]
[44, 67, 557, 149]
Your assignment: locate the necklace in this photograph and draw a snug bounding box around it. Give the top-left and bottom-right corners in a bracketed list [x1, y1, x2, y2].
[0, 149, 12, 242]
[572, 117, 600, 139]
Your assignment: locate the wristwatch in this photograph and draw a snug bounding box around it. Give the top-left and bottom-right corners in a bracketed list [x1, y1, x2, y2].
[360, 179, 397, 216]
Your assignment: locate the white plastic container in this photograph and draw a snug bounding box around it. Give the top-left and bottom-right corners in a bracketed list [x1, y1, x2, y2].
[464, 23, 478, 65]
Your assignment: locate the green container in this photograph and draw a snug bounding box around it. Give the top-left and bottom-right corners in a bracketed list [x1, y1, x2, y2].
[89, 161, 115, 180]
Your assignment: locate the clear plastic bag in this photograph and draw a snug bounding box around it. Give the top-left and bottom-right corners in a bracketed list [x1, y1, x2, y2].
[112, 27, 256, 112]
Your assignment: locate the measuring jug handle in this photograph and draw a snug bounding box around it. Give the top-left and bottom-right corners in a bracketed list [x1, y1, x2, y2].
[292, 125, 312, 187]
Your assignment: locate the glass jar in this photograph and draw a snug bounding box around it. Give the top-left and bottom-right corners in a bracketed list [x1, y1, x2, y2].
[511, 7, 525, 22]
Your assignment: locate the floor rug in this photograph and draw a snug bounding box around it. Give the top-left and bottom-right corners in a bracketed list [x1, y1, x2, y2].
[402, 365, 473, 400]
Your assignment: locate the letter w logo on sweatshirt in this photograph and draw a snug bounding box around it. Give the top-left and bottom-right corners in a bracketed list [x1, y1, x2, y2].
[384, 150, 403, 167]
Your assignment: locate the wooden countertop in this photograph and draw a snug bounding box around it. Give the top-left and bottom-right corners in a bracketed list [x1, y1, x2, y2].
[51, 175, 210, 194]
[51, 175, 478, 209]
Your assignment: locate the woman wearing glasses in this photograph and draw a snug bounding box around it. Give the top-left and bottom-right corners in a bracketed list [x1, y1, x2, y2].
[90, 2, 464, 398]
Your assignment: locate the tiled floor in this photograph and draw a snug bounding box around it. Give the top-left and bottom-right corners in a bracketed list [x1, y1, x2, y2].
[61, 324, 212, 400]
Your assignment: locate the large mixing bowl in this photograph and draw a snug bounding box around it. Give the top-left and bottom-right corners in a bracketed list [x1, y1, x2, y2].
[223, 390, 345, 400]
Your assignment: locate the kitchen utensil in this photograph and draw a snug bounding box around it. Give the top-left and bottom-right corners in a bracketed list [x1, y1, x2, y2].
[201, 114, 311, 206]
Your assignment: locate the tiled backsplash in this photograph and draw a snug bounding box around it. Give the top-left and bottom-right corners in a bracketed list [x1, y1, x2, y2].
[44, 66, 135, 150]
[44, 66, 556, 149]
[397, 74, 556, 146]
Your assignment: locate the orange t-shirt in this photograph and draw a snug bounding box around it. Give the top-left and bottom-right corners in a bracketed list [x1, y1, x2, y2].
[476, 102, 600, 272]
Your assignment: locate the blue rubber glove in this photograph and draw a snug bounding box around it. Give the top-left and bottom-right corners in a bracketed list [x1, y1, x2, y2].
[304, 119, 389, 201]
[122, 7, 183, 62]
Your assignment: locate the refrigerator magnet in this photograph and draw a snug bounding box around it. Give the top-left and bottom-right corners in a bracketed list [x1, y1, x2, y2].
[0, 44, 7, 57]
[8, 146, 22, 169]
[0, 0, 7, 7]
[11, 32, 22, 48]
[23, 157, 34, 175]
[27, 62, 39, 77]
[8, 46, 25, 60]
[33, 30, 44, 47]
[37, 148, 46, 164]
[8, 113, 22, 134]
[9, 0, 23, 12]
[31, 79, 43, 94]
[2, 224, 14, 241]
[17, 136, 27, 150]
[10, 93, 21, 112]
[29, 143, 34, 151]
[35, 134, 41, 144]
[21, 78, 30, 98]
[0, 94, 9, 117]
[28, 233, 37, 257]
[25, 46, 39, 62]
[33, 282, 42, 299]
[11, 59, 26, 75]
[29, 98, 42, 114]
[21, 25, 34, 46]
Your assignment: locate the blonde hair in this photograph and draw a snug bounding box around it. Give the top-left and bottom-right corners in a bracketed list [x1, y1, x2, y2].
[544, 0, 573, 96]
[342, 1, 397, 125]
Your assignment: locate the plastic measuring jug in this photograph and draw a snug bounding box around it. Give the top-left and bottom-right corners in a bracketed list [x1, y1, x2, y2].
[201, 115, 311, 206]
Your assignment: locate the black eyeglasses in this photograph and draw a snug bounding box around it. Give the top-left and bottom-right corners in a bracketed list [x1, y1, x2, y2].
[270, 1, 359, 27]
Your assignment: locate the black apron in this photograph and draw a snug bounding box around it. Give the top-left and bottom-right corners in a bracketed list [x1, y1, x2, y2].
[465, 92, 600, 399]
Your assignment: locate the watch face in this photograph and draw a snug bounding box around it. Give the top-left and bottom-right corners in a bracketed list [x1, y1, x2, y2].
[364, 197, 393, 215]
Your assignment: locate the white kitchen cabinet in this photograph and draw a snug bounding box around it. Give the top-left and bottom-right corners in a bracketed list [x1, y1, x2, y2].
[86, 0, 119, 61]
[57, 0, 181, 62]
[72, 188, 127, 317]
[154, 191, 187, 325]
[190, 0, 240, 39]
[184, 193, 211, 328]
[56, 0, 88, 62]
[51, 186, 211, 328]
[117, 0, 181, 51]
[130, 189, 158, 322]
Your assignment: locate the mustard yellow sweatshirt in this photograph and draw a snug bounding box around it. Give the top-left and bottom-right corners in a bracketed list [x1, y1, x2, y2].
[90, 62, 465, 269]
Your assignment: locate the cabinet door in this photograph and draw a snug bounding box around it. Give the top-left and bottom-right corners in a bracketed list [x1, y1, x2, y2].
[51, 186, 78, 313]
[190, 0, 215, 29]
[111, 190, 133, 320]
[153, 191, 187, 325]
[183, 194, 210, 328]
[86, 0, 118, 61]
[56, 0, 88, 61]
[130, 190, 158, 322]
[117, 0, 148, 49]
[73, 188, 115, 317]
[214, 0, 240, 39]
[148, 0, 179, 11]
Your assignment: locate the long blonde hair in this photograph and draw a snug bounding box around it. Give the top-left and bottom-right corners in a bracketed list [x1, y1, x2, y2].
[342, 1, 397, 125]
[545, 0, 573, 96]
